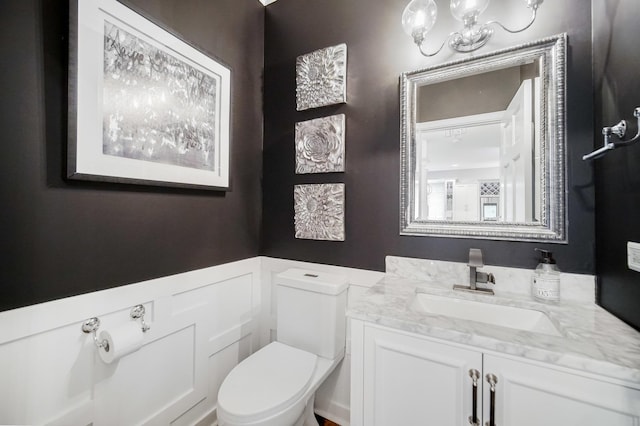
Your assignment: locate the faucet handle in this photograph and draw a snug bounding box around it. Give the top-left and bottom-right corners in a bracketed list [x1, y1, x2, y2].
[468, 248, 484, 268]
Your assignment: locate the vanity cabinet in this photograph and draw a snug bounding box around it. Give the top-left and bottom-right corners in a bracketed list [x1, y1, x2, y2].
[356, 323, 482, 425]
[350, 320, 640, 426]
[485, 354, 640, 426]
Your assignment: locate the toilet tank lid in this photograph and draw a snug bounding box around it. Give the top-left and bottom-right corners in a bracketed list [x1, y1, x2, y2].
[275, 268, 348, 295]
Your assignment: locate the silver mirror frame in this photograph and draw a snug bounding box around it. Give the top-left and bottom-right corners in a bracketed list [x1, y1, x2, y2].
[400, 33, 567, 242]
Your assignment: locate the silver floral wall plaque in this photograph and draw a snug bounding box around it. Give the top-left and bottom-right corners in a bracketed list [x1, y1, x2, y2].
[296, 44, 347, 111]
[295, 114, 345, 174]
[294, 184, 345, 241]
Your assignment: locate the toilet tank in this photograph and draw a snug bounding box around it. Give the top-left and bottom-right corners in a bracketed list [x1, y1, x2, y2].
[275, 268, 348, 360]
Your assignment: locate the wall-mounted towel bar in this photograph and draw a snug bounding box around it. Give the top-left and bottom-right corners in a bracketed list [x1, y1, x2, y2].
[583, 107, 640, 160]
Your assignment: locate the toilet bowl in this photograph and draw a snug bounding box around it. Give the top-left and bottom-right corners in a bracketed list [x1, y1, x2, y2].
[217, 269, 348, 426]
[217, 342, 343, 426]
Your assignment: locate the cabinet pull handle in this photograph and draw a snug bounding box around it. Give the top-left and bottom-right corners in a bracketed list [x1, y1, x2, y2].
[468, 369, 480, 425]
[485, 373, 498, 426]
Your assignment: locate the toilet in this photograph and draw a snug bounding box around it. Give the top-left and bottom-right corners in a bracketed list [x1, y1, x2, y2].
[217, 268, 348, 426]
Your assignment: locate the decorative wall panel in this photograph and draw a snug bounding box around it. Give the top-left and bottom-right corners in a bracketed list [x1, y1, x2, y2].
[295, 114, 346, 174]
[0, 259, 263, 425]
[296, 44, 347, 111]
[294, 184, 345, 241]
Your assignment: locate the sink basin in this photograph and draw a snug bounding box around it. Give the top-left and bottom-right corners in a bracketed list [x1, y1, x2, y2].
[411, 293, 561, 336]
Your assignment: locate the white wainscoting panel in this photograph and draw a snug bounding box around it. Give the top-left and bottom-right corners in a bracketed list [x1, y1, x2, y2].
[0, 257, 262, 426]
[1, 256, 382, 426]
[0, 320, 95, 425]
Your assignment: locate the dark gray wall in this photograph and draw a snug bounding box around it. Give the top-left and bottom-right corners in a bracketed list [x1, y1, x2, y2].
[594, 0, 640, 330]
[417, 67, 522, 122]
[0, 0, 264, 312]
[262, 0, 595, 273]
[417, 63, 539, 122]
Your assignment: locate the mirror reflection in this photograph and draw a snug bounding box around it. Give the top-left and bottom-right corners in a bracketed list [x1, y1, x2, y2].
[400, 34, 567, 242]
[414, 59, 541, 223]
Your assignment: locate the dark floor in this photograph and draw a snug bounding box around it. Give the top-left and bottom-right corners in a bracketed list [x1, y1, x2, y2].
[315, 414, 340, 426]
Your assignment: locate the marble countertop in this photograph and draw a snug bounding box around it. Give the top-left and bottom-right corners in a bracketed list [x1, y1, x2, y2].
[348, 275, 640, 385]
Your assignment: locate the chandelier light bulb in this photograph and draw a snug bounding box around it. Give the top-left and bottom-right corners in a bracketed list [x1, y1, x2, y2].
[450, 0, 490, 24]
[402, 0, 438, 43]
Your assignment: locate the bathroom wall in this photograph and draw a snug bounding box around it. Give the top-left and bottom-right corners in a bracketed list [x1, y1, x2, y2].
[0, 0, 264, 312]
[262, 0, 596, 274]
[0, 255, 380, 425]
[417, 66, 525, 122]
[593, 0, 640, 330]
[0, 258, 264, 425]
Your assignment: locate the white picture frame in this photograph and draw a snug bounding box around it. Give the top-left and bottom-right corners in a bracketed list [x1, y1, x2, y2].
[68, 0, 231, 190]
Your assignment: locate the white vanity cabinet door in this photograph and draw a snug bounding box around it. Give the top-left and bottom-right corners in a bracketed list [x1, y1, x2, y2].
[361, 325, 482, 426]
[484, 354, 640, 426]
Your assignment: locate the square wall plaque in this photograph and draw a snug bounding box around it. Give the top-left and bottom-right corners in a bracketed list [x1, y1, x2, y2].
[296, 43, 347, 111]
[295, 114, 345, 174]
[294, 184, 345, 241]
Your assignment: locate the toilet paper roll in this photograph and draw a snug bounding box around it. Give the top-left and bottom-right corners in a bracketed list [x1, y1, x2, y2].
[98, 322, 145, 364]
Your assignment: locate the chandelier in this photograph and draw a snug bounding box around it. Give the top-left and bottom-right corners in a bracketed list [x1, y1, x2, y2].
[402, 0, 544, 57]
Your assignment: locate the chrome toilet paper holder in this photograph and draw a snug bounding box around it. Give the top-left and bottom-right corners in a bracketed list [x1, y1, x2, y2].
[81, 316, 109, 351]
[130, 304, 151, 332]
[81, 304, 151, 350]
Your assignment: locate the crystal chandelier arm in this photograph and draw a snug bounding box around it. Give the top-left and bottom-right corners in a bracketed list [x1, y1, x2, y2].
[416, 31, 459, 57]
[417, 38, 448, 57]
[486, 8, 538, 34]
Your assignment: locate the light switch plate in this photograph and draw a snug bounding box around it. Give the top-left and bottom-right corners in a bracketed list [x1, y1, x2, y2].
[628, 242, 640, 272]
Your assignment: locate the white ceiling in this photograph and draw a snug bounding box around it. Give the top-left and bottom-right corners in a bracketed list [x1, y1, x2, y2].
[259, 0, 279, 5]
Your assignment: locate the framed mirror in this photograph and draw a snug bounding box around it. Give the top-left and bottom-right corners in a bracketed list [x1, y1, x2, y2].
[400, 34, 567, 242]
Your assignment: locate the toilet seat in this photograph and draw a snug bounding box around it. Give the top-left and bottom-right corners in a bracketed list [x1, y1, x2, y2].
[217, 342, 318, 425]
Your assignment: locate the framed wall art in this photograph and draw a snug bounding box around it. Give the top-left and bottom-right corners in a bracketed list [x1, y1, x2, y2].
[68, 0, 231, 190]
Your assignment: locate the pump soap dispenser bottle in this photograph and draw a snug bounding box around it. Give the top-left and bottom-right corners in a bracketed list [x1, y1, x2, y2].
[532, 249, 561, 302]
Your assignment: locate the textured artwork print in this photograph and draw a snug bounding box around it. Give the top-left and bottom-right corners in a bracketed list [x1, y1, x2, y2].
[103, 21, 218, 171]
[69, 0, 230, 189]
[294, 184, 345, 241]
[296, 44, 347, 111]
[295, 114, 345, 174]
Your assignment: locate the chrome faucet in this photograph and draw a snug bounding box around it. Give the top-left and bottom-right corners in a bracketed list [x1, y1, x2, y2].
[453, 248, 495, 295]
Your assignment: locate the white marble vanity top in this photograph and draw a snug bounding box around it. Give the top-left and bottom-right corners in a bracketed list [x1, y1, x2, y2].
[347, 275, 640, 386]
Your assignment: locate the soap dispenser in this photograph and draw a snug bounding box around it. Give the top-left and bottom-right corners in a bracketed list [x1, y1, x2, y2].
[532, 249, 561, 302]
